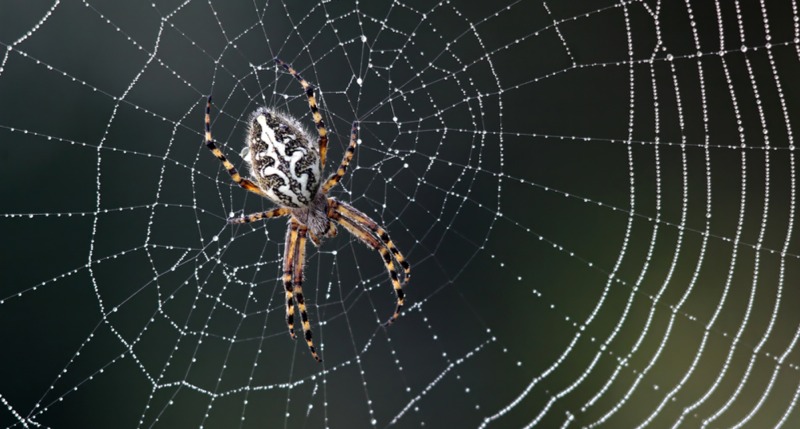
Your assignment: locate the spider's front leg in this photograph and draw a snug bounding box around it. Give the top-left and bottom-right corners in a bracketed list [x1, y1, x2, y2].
[292, 222, 322, 362]
[282, 221, 300, 340]
[328, 199, 410, 325]
[308, 232, 321, 247]
[326, 222, 338, 238]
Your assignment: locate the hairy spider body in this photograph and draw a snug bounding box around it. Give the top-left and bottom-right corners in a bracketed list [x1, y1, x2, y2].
[202, 58, 410, 362]
[242, 108, 321, 208]
[291, 193, 336, 242]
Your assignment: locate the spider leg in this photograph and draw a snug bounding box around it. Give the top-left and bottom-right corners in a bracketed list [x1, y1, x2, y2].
[332, 200, 411, 284]
[282, 221, 299, 340]
[326, 221, 338, 238]
[329, 199, 409, 325]
[307, 222, 337, 247]
[293, 222, 322, 362]
[204, 96, 265, 196]
[227, 207, 290, 224]
[308, 231, 321, 247]
[274, 58, 329, 168]
[321, 121, 358, 194]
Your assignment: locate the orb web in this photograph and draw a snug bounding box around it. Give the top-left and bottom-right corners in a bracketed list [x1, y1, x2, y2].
[1, 0, 799, 428]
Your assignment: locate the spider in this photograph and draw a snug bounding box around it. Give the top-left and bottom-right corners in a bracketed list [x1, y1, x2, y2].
[203, 58, 410, 362]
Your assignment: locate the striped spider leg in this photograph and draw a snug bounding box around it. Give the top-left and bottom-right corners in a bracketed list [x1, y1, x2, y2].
[328, 199, 410, 324]
[202, 58, 410, 361]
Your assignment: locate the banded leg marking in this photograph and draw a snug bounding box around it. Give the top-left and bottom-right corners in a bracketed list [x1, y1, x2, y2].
[334, 200, 411, 281]
[330, 201, 408, 324]
[322, 121, 359, 194]
[204, 96, 265, 196]
[227, 207, 290, 224]
[274, 58, 329, 167]
[294, 224, 322, 362]
[283, 221, 299, 339]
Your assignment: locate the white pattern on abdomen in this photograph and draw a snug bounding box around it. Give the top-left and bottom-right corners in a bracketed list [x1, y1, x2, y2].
[254, 115, 318, 207]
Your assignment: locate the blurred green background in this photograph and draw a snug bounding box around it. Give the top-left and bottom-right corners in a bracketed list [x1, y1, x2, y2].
[1, 0, 799, 428]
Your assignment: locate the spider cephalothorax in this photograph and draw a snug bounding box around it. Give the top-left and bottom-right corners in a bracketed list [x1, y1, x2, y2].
[202, 58, 410, 362]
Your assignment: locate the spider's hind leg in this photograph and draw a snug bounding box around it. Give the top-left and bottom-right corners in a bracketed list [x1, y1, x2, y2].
[274, 58, 329, 168]
[322, 121, 359, 194]
[204, 96, 266, 197]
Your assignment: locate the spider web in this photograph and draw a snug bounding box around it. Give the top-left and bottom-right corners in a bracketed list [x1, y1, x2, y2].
[1, 0, 799, 427]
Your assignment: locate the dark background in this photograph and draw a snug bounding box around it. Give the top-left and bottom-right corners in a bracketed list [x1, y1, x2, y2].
[1, 0, 799, 428]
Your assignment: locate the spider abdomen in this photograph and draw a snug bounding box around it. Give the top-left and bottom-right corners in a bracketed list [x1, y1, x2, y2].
[244, 108, 321, 208]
